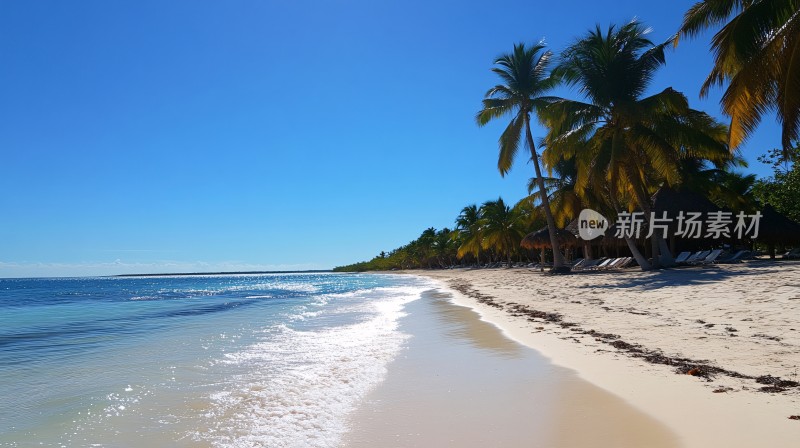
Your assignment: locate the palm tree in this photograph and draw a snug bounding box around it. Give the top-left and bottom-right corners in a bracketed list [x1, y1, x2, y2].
[433, 228, 456, 268]
[526, 155, 612, 260]
[477, 43, 569, 272]
[454, 204, 484, 266]
[542, 21, 730, 269]
[417, 228, 437, 269]
[525, 155, 613, 227]
[675, 1, 800, 157]
[479, 198, 526, 266]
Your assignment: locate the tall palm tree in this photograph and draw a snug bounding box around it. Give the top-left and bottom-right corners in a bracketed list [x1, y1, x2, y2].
[526, 155, 612, 260]
[676, 0, 800, 157]
[526, 155, 613, 228]
[477, 43, 569, 272]
[454, 204, 484, 266]
[542, 21, 730, 269]
[479, 198, 526, 266]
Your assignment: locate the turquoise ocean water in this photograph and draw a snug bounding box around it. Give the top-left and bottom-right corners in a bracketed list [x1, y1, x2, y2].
[0, 273, 431, 447]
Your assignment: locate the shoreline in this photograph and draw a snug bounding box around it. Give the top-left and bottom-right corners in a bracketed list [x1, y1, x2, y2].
[345, 288, 678, 447]
[402, 263, 800, 447]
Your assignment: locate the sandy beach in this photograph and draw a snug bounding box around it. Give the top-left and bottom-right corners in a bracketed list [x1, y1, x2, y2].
[406, 261, 800, 447]
[345, 290, 678, 447]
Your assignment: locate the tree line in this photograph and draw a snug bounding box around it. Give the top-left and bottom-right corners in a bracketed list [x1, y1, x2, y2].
[335, 2, 800, 272]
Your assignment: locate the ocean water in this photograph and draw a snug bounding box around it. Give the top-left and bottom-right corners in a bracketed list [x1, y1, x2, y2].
[0, 273, 432, 447]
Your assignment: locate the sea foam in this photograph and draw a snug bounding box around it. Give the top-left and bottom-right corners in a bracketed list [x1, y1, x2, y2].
[195, 285, 426, 448]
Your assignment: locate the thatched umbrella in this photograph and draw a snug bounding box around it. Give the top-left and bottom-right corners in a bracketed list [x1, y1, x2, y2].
[521, 226, 578, 266]
[521, 226, 578, 250]
[650, 186, 726, 254]
[651, 186, 721, 216]
[755, 205, 800, 257]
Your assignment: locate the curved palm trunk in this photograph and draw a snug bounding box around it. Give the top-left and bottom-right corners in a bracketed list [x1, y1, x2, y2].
[524, 115, 567, 271]
[629, 174, 661, 269]
[626, 183, 674, 267]
[625, 237, 651, 270]
[657, 238, 675, 266]
[609, 189, 652, 271]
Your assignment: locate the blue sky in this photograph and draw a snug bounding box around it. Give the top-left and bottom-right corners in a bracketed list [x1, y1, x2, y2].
[0, 0, 783, 277]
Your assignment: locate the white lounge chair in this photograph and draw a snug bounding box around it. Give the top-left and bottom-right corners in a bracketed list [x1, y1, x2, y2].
[573, 258, 602, 271]
[617, 257, 634, 268]
[684, 250, 710, 263]
[782, 248, 800, 260]
[674, 251, 692, 263]
[718, 250, 747, 263]
[600, 257, 627, 270]
[604, 257, 627, 270]
[694, 249, 723, 264]
[590, 258, 616, 270]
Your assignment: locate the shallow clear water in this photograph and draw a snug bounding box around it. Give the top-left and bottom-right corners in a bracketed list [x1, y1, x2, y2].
[0, 273, 431, 447]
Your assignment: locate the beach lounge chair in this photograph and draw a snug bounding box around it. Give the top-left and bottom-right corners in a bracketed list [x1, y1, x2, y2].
[717, 250, 747, 264]
[590, 258, 616, 270]
[684, 250, 710, 264]
[782, 248, 800, 260]
[680, 251, 699, 264]
[616, 257, 634, 269]
[602, 257, 625, 270]
[693, 249, 723, 264]
[572, 258, 601, 271]
[674, 251, 692, 263]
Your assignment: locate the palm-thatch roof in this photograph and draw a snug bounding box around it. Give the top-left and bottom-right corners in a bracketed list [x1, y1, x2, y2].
[755, 204, 800, 244]
[521, 226, 578, 250]
[651, 186, 721, 215]
[599, 223, 634, 246]
[651, 186, 731, 241]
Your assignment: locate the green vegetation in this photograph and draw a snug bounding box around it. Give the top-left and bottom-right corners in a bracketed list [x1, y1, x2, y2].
[476, 43, 567, 270]
[753, 146, 800, 222]
[542, 21, 731, 270]
[335, 5, 800, 272]
[676, 0, 800, 155]
[333, 200, 540, 272]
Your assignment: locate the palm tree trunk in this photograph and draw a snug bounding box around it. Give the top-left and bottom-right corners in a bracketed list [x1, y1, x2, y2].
[657, 238, 675, 266]
[625, 237, 651, 269]
[627, 167, 662, 269]
[524, 114, 567, 271]
[609, 190, 652, 271]
[584, 241, 593, 260]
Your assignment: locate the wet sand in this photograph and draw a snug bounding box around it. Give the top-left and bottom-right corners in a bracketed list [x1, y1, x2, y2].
[414, 263, 800, 447]
[344, 289, 678, 447]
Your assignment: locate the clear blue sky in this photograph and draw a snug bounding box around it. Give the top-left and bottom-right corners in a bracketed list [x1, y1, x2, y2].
[0, 0, 783, 277]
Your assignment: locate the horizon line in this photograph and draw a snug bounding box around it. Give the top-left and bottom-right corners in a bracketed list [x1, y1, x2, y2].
[0, 269, 336, 280]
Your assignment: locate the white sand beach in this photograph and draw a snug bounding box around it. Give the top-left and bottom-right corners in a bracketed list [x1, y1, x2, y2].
[411, 261, 800, 447]
[345, 289, 678, 448]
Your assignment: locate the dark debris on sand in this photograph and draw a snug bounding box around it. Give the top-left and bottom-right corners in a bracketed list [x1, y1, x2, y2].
[755, 375, 800, 392]
[447, 279, 800, 395]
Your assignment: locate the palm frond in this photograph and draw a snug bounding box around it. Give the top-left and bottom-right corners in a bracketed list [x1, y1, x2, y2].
[497, 112, 525, 176]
